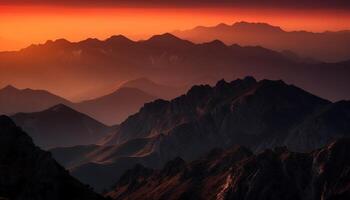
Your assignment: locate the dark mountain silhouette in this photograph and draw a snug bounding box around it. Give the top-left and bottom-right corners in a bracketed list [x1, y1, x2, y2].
[1, 33, 349, 101]
[120, 77, 188, 100]
[11, 104, 112, 149]
[173, 21, 350, 62]
[0, 115, 105, 200]
[0, 85, 71, 115]
[51, 77, 350, 191]
[107, 138, 350, 200]
[73, 87, 157, 125]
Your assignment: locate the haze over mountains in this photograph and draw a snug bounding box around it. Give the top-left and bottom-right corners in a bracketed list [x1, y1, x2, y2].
[51, 77, 350, 192]
[74, 87, 157, 125]
[0, 85, 70, 115]
[173, 21, 350, 62]
[107, 139, 350, 200]
[11, 104, 113, 149]
[0, 115, 104, 200]
[0, 83, 160, 125]
[1, 31, 349, 101]
[120, 78, 188, 100]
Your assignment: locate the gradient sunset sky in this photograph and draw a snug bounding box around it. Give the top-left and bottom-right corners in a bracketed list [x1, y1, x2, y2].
[1, 0, 350, 51]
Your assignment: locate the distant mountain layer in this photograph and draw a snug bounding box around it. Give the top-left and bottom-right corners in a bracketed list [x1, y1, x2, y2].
[0, 84, 159, 126]
[173, 21, 350, 62]
[1, 33, 349, 101]
[0, 115, 104, 200]
[52, 77, 350, 191]
[120, 77, 188, 100]
[107, 138, 350, 200]
[11, 104, 112, 149]
[73, 87, 157, 125]
[0, 85, 70, 115]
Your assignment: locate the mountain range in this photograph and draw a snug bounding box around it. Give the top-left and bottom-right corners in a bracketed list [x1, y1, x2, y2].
[0, 115, 105, 200]
[107, 138, 350, 200]
[173, 21, 350, 62]
[0, 84, 160, 125]
[51, 77, 350, 192]
[11, 104, 113, 149]
[1, 33, 349, 101]
[0, 85, 70, 115]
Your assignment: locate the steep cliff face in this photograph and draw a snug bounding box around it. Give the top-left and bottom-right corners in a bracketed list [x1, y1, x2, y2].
[53, 77, 350, 192]
[107, 139, 350, 200]
[285, 101, 350, 151]
[103, 77, 331, 153]
[0, 115, 105, 200]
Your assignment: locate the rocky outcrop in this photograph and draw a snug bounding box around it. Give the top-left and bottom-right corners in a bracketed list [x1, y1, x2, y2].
[0, 115, 105, 200]
[107, 139, 350, 200]
[103, 77, 331, 152]
[53, 77, 350, 191]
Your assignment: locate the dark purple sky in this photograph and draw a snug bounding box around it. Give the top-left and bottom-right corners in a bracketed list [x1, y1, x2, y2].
[2, 0, 350, 10]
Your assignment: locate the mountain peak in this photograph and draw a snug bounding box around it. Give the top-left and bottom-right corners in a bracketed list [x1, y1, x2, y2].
[48, 103, 74, 112]
[79, 38, 102, 46]
[215, 23, 231, 30]
[42, 38, 71, 49]
[0, 115, 16, 128]
[202, 39, 227, 48]
[123, 77, 154, 85]
[1, 85, 19, 92]
[232, 21, 283, 32]
[148, 33, 181, 42]
[146, 33, 193, 46]
[53, 38, 71, 45]
[106, 35, 133, 43]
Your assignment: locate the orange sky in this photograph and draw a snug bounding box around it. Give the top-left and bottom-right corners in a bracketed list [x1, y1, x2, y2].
[1, 5, 350, 51]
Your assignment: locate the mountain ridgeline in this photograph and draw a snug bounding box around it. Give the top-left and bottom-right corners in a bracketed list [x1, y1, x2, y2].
[0, 85, 70, 115]
[11, 104, 113, 149]
[51, 77, 350, 192]
[173, 21, 350, 62]
[0, 32, 349, 101]
[107, 139, 350, 200]
[0, 84, 159, 125]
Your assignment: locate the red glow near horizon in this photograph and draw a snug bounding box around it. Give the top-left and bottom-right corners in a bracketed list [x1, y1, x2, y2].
[1, 5, 350, 51]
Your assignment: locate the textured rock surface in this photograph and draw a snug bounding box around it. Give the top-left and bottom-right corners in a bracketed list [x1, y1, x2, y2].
[0, 115, 105, 200]
[107, 139, 350, 200]
[53, 77, 350, 191]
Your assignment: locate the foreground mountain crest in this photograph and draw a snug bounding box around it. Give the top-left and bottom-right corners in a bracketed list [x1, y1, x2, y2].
[107, 139, 350, 200]
[0, 115, 104, 200]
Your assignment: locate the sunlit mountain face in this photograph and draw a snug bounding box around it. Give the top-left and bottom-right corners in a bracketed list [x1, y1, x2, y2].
[0, 1, 350, 200]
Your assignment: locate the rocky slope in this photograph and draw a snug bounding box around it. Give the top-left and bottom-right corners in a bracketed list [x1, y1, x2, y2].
[52, 77, 350, 191]
[102, 77, 331, 150]
[107, 138, 350, 200]
[11, 104, 112, 149]
[0, 115, 105, 200]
